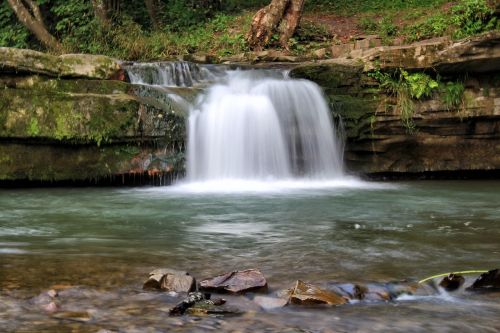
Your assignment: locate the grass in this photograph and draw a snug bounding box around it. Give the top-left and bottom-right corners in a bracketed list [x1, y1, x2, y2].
[60, 12, 254, 61]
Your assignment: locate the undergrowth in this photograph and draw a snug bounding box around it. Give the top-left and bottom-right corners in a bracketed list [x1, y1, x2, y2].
[404, 0, 499, 42]
[369, 69, 440, 132]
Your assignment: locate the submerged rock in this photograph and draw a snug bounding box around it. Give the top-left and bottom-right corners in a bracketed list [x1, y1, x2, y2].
[289, 280, 348, 306]
[143, 269, 196, 293]
[199, 269, 268, 293]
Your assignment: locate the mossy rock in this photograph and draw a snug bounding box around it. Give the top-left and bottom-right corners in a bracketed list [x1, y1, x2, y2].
[0, 76, 187, 145]
[0, 47, 122, 79]
[0, 87, 139, 144]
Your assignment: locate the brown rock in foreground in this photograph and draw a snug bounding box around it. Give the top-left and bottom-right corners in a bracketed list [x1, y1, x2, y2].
[199, 269, 268, 293]
[143, 269, 196, 293]
[289, 280, 348, 306]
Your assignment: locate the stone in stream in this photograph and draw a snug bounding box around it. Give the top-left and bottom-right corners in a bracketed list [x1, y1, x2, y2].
[199, 269, 268, 293]
[143, 269, 196, 293]
[439, 274, 465, 291]
[288, 280, 349, 306]
[169, 292, 227, 316]
[468, 269, 500, 290]
[30, 289, 60, 313]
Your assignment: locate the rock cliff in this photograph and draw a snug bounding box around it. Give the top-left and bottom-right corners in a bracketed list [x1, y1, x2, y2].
[291, 31, 500, 178]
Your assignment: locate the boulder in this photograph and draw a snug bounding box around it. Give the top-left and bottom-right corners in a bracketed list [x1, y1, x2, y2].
[143, 269, 196, 293]
[0, 47, 122, 79]
[199, 269, 268, 293]
[288, 280, 348, 306]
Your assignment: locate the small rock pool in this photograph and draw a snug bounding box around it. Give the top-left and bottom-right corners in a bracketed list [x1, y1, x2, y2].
[1, 180, 499, 332]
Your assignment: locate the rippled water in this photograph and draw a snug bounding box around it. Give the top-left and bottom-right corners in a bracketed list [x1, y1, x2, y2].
[1, 181, 499, 332]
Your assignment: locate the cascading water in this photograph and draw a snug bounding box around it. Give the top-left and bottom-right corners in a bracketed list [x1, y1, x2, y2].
[125, 62, 346, 187]
[188, 71, 344, 181]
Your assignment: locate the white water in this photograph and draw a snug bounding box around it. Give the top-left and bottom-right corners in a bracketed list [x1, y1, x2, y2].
[125, 61, 219, 87]
[188, 71, 344, 182]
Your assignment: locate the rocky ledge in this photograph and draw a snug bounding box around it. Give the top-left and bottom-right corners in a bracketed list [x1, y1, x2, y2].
[291, 31, 500, 178]
[0, 48, 187, 185]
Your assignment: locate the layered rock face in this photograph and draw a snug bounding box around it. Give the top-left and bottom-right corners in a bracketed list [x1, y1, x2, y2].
[291, 32, 500, 178]
[0, 48, 186, 185]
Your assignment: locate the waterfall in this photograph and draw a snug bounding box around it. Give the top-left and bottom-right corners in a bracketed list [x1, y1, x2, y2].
[188, 71, 344, 181]
[124, 62, 345, 184]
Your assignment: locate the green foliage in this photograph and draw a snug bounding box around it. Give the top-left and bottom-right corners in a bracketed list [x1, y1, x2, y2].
[359, 17, 378, 33]
[404, 0, 497, 42]
[306, 0, 449, 15]
[380, 17, 398, 37]
[369, 69, 439, 131]
[0, 2, 31, 48]
[441, 81, 465, 110]
[451, 0, 498, 39]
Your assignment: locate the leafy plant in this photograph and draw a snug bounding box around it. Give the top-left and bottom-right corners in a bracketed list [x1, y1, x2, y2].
[369, 68, 439, 131]
[451, 0, 498, 39]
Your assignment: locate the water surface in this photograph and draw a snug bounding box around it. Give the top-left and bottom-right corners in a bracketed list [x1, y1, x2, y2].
[1, 181, 499, 332]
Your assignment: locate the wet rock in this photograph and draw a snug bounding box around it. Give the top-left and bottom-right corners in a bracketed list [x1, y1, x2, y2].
[289, 280, 348, 306]
[439, 274, 465, 291]
[169, 292, 226, 316]
[468, 269, 500, 290]
[253, 296, 288, 310]
[143, 269, 196, 293]
[199, 269, 268, 293]
[42, 301, 59, 313]
[30, 289, 60, 311]
[52, 311, 92, 323]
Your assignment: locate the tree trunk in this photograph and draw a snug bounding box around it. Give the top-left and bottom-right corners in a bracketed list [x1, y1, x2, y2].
[6, 0, 62, 51]
[246, 0, 290, 51]
[246, 0, 305, 51]
[278, 0, 305, 49]
[144, 0, 160, 29]
[91, 0, 110, 26]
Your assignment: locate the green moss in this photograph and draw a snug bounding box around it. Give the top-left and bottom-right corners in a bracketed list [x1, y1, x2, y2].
[27, 118, 40, 136]
[0, 86, 140, 144]
[329, 94, 379, 139]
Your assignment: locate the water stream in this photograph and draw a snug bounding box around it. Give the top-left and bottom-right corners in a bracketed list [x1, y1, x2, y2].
[0, 63, 499, 332]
